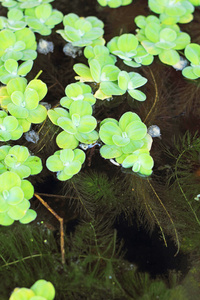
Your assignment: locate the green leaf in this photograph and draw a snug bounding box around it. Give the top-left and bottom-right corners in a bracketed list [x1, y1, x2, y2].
[6, 186, 24, 205]
[78, 115, 97, 133]
[74, 149, 86, 164]
[100, 145, 122, 159]
[118, 71, 129, 91]
[46, 155, 64, 172]
[24, 88, 39, 110]
[47, 108, 69, 125]
[73, 63, 93, 81]
[0, 212, 14, 226]
[7, 198, 30, 220]
[101, 65, 120, 81]
[56, 131, 79, 149]
[20, 179, 34, 200]
[27, 79, 47, 101]
[7, 77, 27, 95]
[64, 161, 82, 176]
[128, 89, 146, 101]
[89, 58, 101, 82]
[4, 59, 18, 74]
[182, 66, 198, 79]
[3, 116, 18, 131]
[159, 28, 177, 42]
[18, 60, 33, 76]
[145, 23, 160, 43]
[100, 81, 124, 96]
[19, 209, 37, 224]
[119, 112, 141, 131]
[184, 43, 200, 65]
[158, 49, 180, 65]
[126, 121, 147, 140]
[31, 279, 55, 300]
[99, 122, 121, 145]
[35, 4, 52, 20]
[112, 134, 130, 146]
[57, 117, 77, 134]
[27, 104, 47, 123]
[69, 100, 92, 117]
[7, 103, 29, 118]
[24, 156, 42, 175]
[122, 154, 138, 168]
[117, 33, 138, 52]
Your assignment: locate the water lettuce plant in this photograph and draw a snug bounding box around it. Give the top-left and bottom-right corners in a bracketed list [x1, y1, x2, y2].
[107, 33, 154, 67]
[148, 0, 194, 25]
[97, 0, 133, 8]
[9, 279, 55, 300]
[48, 100, 98, 149]
[0, 110, 23, 141]
[0, 77, 47, 132]
[57, 13, 105, 47]
[25, 3, 63, 35]
[182, 43, 200, 79]
[0, 171, 36, 226]
[122, 148, 154, 176]
[0, 59, 33, 84]
[0, 8, 26, 31]
[135, 15, 191, 65]
[0, 28, 37, 62]
[46, 148, 86, 181]
[60, 82, 96, 109]
[0, 145, 43, 178]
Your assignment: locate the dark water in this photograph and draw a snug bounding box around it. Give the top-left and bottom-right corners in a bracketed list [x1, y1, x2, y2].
[1, 1, 200, 299]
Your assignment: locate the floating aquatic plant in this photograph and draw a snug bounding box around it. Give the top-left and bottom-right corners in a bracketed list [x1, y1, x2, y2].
[0, 110, 23, 141]
[0, 59, 33, 84]
[0, 8, 26, 31]
[57, 13, 105, 47]
[48, 100, 98, 149]
[135, 15, 191, 65]
[25, 3, 63, 36]
[0, 145, 43, 178]
[0, 77, 48, 132]
[0, 28, 37, 62]
[46, 148, 86, 181]
[0, 171, 36, 226]
[9, 279, 55, 300]
[97, 0, 133, 8]
[148, 0, 194, 25]
[182, 43, 200, 79]
[107, 33, 154, 67]
[60, 82, 96, 109]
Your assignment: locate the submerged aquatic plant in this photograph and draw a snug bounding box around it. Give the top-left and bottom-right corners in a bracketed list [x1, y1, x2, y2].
[57, 13, 105, 47]
[10, 279, 55, 300]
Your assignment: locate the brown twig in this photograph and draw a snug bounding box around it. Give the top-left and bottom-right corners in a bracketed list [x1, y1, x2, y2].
[34, 193, 65, 264]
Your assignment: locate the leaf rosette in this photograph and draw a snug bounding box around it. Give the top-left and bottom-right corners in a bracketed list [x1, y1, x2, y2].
[97, 0, 132, 8]
[46, 148, 86, 181]
[135, 15, 191, 65]
[0, 145, 43, 178]
[182, 43, 200, 79]
[0, 110, 23, 141]
[99, 112, 149, 159]
[48, 101, 98, 149]
[0, 28, 37, 62]
[0, 171, 36, 226]
[0, 77, 47, 132]
[60, 82, 96, 109]
[25, 3, 63, 36]
[57, 13, 104, 47]
[0, 59, 33, 84]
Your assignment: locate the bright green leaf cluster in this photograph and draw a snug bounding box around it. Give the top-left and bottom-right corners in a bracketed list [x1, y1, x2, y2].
[99, 111, 154, 176]
[148, 0, 194, 25]
[57, 13, 105, 47]
[0, 28, 37, 62]
[0, 59, 33, 84]
[182, 43, 200, 79]
[46, 148, 86, 181]
[118, 71, 147, 101]
[0, 77, 47, 132]
[60, 82, 96, 109]
[188, 0, 200, 5]
[0, 171, 36, 226]
[107, 33, 154, 67]
[48, 100, 98, 149]
[0, 110, 23, 141]
[135, 15, 191, 65]
[25, 3, 63, 35]
[97, 0, 132, 8]
[0, 8, 26, 31]
[0, 145, 43, 178]
[9, 279, 55, 300]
